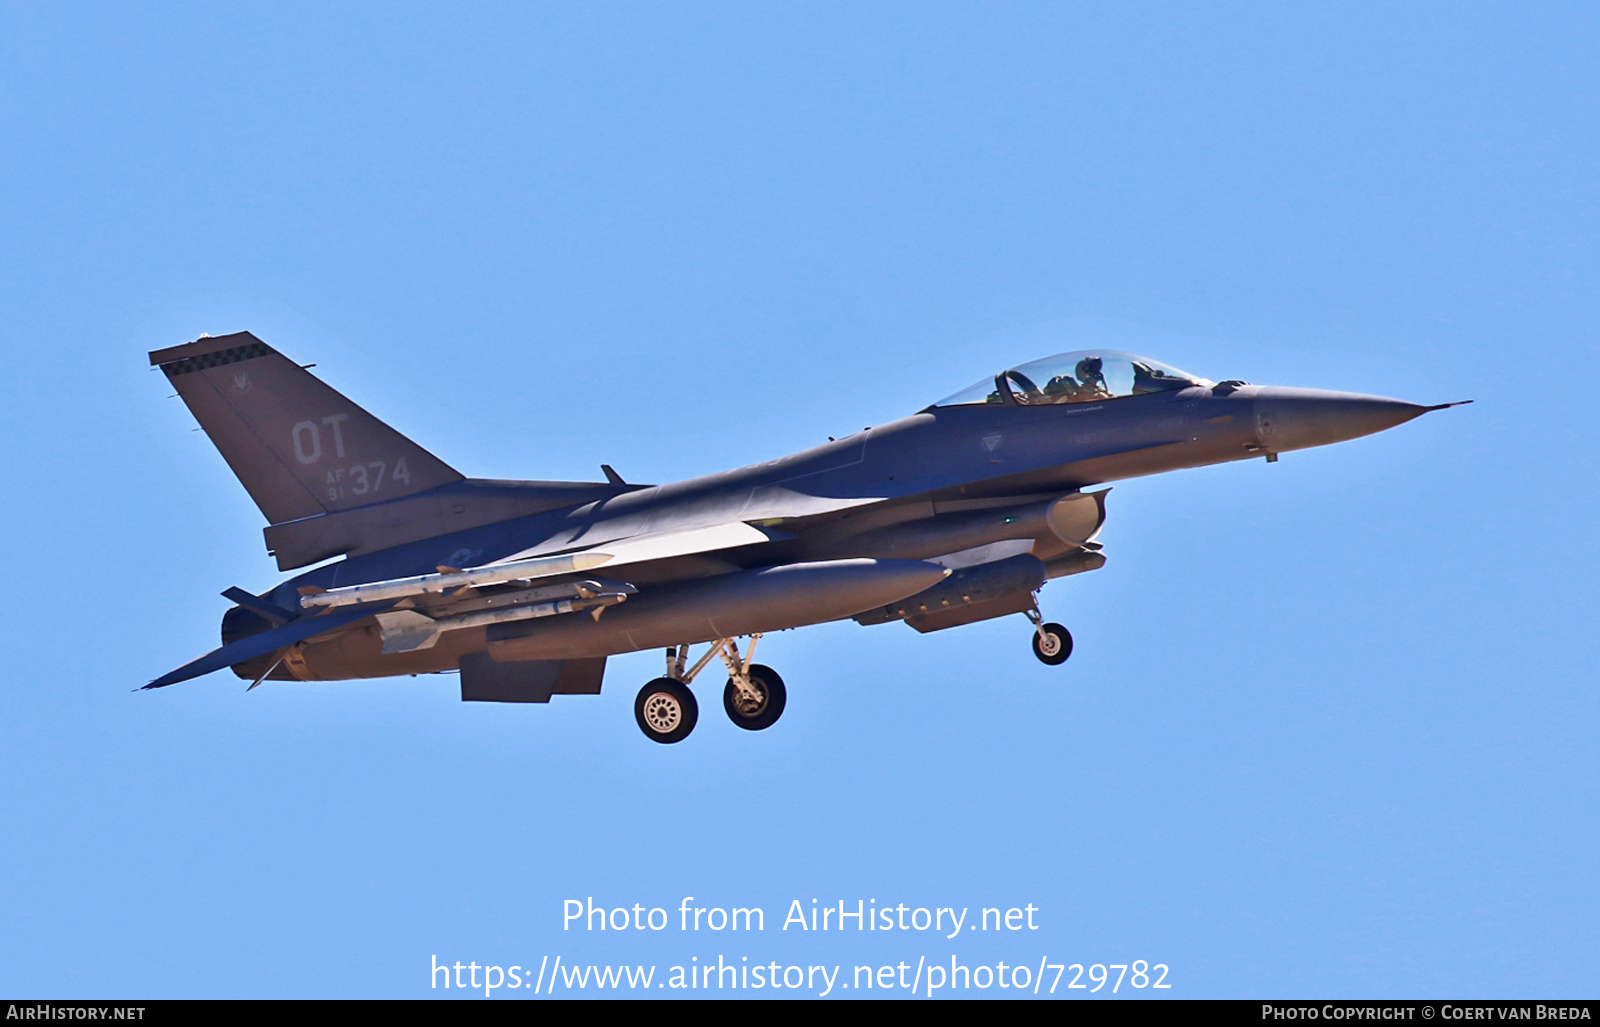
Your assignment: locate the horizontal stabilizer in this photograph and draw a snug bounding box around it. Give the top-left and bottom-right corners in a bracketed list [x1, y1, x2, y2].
[141, 603, 392, 690]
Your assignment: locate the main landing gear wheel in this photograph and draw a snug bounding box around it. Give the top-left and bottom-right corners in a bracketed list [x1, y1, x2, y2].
[1032, 623, 1073, 666]
[723, 664, 787, 731]
[635, 678, 698, 744]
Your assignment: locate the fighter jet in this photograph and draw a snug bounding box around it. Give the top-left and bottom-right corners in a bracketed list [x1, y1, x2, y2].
[144, 332, 1466, 742]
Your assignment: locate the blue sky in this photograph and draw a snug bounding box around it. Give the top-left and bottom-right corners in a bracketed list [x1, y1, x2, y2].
[0, 2, 1595, 998]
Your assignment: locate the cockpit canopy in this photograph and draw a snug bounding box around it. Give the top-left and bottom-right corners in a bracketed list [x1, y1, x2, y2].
[933, 350, 1212, 408]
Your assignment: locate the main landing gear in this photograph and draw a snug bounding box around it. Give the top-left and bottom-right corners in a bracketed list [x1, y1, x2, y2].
[1025, 604, 1073, 666]
[724, 664, 786, 732]
[634, 678, 697, 744]
[634, 634, 787, 744]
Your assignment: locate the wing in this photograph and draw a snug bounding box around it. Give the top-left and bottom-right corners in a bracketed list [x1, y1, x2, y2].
[304, 521, 783, 610]
[520, 521, 778, 569]
[146, 521, 787, 688]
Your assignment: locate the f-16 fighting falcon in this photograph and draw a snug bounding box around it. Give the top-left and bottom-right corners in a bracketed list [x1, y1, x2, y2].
[145, 332, 1467, 742]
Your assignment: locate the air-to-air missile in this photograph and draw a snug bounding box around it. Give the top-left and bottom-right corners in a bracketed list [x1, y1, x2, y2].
[144, 332, 1466, 742]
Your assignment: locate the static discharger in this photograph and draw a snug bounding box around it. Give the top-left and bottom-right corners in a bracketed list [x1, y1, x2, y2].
[299, 551, 613, 610]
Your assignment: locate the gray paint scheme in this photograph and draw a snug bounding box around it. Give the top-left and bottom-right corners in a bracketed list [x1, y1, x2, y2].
[458, 653, 606, 704]
[145, 331, 1463, 704]
[151, 334, 462, 526]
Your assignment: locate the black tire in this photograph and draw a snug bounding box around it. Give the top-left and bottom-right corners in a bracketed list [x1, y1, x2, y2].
[1032, 623, 1073, 665]
[635, 678, 698, 743]
[722, 664, 787, 731]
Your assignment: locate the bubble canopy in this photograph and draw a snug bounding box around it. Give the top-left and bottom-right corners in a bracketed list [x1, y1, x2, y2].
[933, 350, 1213, 408]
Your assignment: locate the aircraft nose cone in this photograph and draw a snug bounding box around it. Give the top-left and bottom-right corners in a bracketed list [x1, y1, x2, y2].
[1253, 387, 1430, 453]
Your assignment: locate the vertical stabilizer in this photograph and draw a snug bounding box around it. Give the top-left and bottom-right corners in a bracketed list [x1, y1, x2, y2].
[151, 332, 462, 524]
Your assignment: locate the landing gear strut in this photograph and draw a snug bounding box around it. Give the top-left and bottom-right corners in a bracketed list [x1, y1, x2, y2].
[715, 634, 786, 732]
[1026, 605, 1073, 666]
[634, 634, 786, 742]
[723, 666, 786, 730]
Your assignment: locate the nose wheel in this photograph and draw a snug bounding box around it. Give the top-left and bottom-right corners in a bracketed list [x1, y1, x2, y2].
[1031, 623, 1073, 664]
[1025, 606, 1073, 666]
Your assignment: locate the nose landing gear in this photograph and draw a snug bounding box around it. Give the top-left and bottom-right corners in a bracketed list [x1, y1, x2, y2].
[1026, 605, 1073, 666]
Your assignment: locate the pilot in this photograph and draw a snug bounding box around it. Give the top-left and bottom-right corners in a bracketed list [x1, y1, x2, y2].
[1075, 356, 1109, 397]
